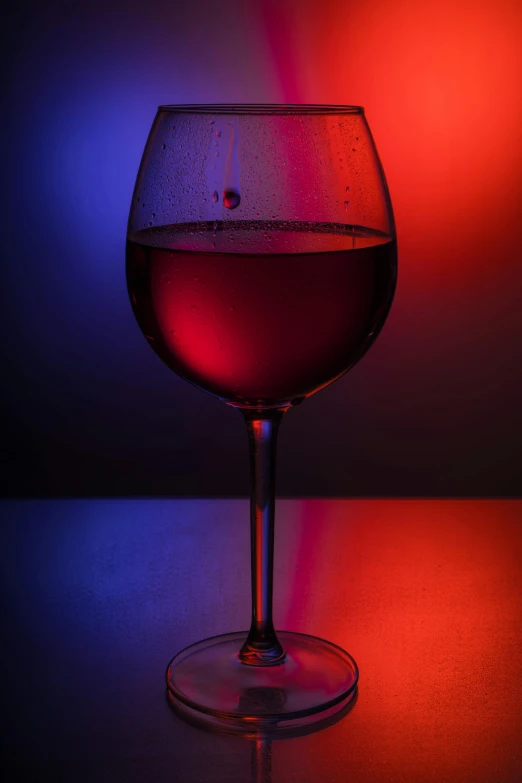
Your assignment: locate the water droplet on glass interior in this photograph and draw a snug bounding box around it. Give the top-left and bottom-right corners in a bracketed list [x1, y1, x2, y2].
[223, 189, 241, 209]
[212, 190, 219, 203]
[344, 200, 350, 211]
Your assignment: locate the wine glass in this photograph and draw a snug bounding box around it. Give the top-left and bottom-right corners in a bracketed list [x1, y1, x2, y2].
[126, 105, 397, 729]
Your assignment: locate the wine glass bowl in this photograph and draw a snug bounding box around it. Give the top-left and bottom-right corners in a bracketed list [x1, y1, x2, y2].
[127, 105, 396, 411]
[126, 105, 396, 729]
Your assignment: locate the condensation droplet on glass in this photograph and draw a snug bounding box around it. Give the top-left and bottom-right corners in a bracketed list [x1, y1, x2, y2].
[161, 144, 166, 150]
[212, 190, 219, 203]
[152, 212, 156, 218]
[215, 130, 221, 138]
[223, 189, 240, 209]
[344, 200, 350, 211]
[148, 221, 152, 226]
[212, 241, 216, 249]
[346, 185, 350, 192]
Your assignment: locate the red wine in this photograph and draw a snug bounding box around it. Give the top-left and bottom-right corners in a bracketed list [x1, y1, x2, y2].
[126, 221, 397, 408]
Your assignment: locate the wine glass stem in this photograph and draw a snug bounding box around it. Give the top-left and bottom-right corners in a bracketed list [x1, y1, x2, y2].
[239, 410, 286, 666]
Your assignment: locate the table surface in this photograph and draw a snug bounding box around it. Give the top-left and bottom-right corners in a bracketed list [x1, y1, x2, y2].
[2, 499, 521, 782]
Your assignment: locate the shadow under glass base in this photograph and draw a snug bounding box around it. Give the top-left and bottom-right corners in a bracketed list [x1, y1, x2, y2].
[166, 631, 358, 729]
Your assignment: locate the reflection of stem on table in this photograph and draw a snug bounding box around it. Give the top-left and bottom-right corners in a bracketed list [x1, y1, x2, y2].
[251, 737, 272, 783]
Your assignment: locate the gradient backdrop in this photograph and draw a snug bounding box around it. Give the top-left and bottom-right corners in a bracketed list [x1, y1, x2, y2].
[2, 0, 522, 496]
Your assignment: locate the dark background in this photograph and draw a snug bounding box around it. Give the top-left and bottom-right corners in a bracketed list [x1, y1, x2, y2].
[2, 0, 522, 497]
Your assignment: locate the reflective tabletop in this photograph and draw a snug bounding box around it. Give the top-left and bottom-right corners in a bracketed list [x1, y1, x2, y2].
[2, 499, 521, 782]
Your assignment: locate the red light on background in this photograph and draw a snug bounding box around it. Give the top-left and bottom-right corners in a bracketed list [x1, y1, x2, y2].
[259, 0, 522, 283]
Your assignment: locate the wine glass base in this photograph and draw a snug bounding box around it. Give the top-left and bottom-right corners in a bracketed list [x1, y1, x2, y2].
[166, 631, 358, 730]
[167, 685, 358, 738]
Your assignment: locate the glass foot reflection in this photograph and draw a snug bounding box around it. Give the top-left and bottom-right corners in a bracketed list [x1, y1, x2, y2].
[166, 631, 358, 729]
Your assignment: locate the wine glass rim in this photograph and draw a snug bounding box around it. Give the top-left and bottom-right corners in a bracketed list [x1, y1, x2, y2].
[157, 104, 364, 115]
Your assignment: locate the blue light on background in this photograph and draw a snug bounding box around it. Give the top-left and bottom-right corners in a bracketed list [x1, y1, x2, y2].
[2, 0, 277, 496]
